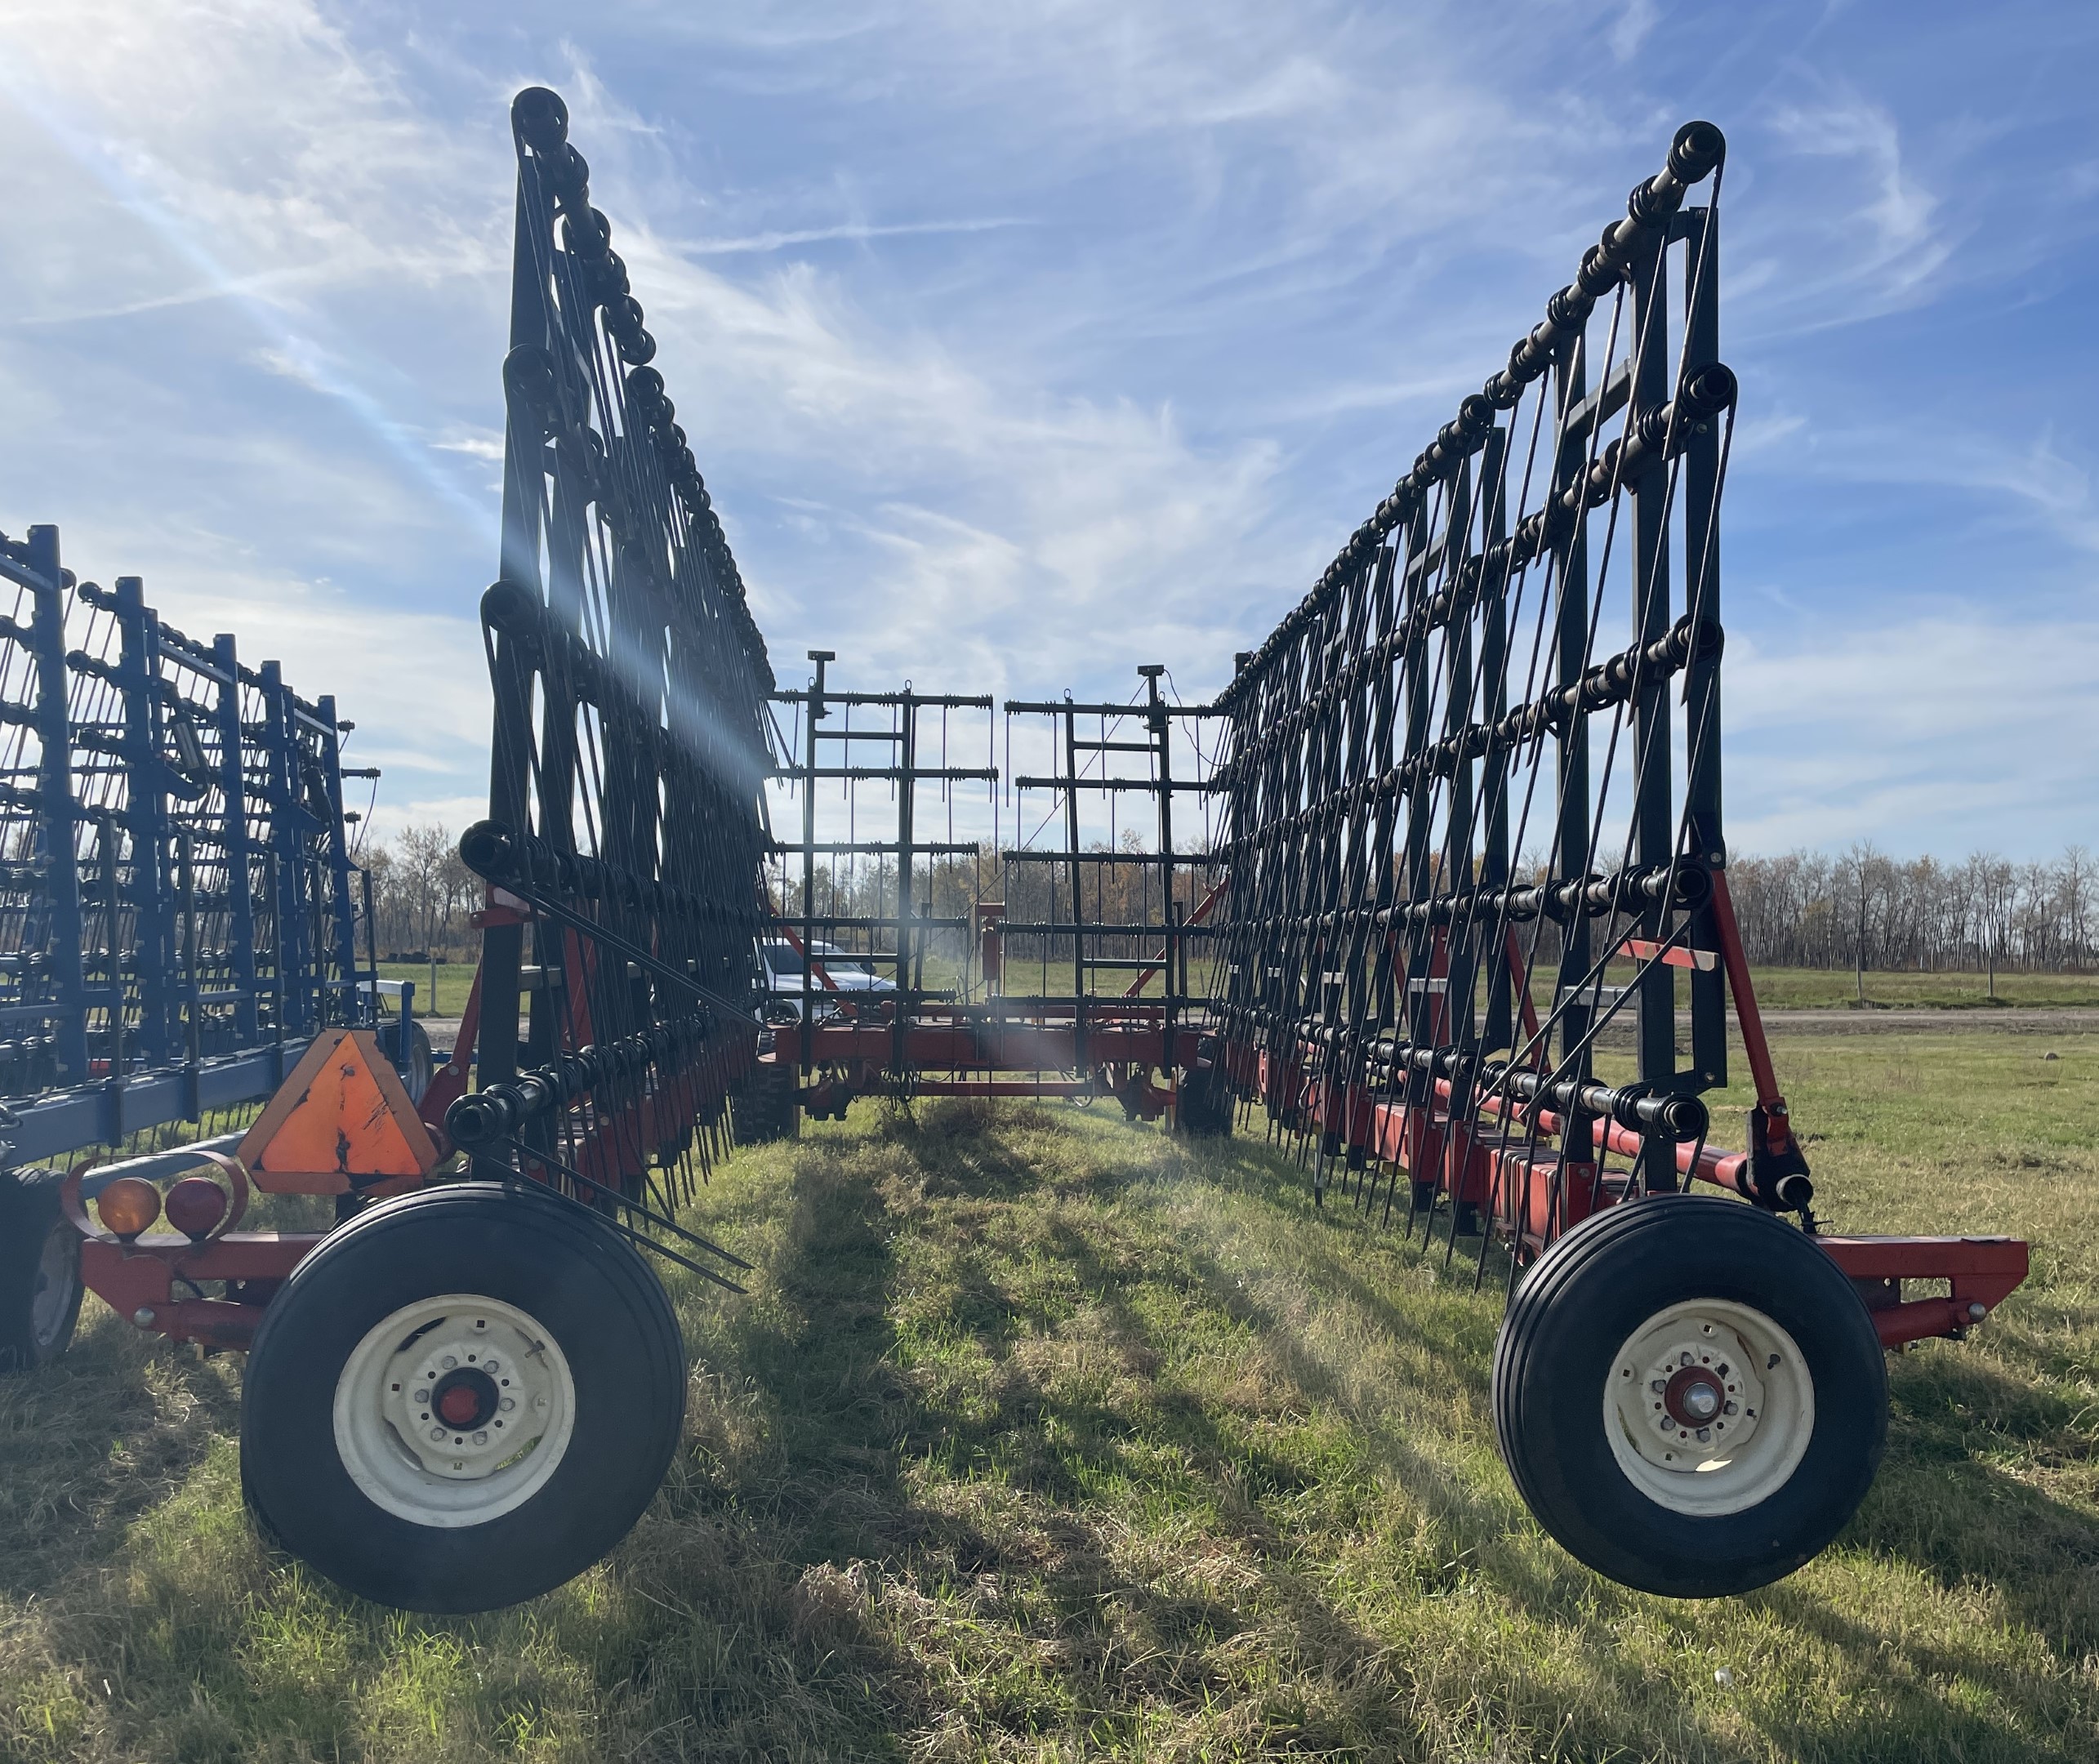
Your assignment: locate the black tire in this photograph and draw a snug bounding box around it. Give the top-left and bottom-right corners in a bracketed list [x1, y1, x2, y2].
[377, 1016, 435, 1104]
[731, 1057, 799, 1145]
[241, 1181, 686, 1612]
[0, 1167, 82, 1373]
[1175, 1053, 1234, 1138]
[1492, 1195, 1886, 1598]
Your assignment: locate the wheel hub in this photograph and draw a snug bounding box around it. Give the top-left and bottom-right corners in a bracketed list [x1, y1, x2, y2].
[385, 1320, 551, 1479]
[1663, 1363, 1727, 1428]
[335, 1293, 576, 1526]
[1621, 1322, 1764, 1460]
[1605, 1298, 1813, 1518]
[432, 1366, 500, 1432]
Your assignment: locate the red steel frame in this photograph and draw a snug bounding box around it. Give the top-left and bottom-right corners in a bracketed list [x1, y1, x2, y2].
[764, 865, 2026, 1351]
[72, 871, 2026, 1360]
[1226, 871, 2025, 1347]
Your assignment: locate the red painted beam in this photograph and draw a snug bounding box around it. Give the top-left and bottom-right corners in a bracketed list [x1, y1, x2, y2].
[1816, 1234, 2029, 1348]
[79, 1231, 325, 1348]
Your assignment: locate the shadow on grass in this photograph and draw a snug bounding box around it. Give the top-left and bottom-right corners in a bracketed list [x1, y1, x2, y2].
[0, 1307, 244, 1597]
[1139, 1115, 2099, 1758]
[597, 1099, 1437, 1755]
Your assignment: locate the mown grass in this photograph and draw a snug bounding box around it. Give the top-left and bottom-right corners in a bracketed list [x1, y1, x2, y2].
[381, 954, 2099, 1022]
[1736, 969, 2099, 1012]
[3, 1031, 2096, 1762]
[372, 961, 477, 1018]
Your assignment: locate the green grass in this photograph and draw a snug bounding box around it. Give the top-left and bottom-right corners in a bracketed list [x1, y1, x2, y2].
[372, 961, 478, 1018]
[1731, 968, 2099, 1012]
[4, 1031, 2095, 1761]
[377, 951, 2099, 1022]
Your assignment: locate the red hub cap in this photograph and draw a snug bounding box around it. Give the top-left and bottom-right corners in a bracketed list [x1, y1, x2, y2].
[430, 1367, 499, 1432]
[1663, 1365, 1726, 1428]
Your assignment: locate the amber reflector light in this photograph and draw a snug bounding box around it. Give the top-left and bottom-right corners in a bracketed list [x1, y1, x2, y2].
[96, 1176, 162, 1239]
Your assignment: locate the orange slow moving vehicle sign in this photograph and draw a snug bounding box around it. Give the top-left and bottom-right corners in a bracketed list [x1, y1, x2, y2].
[236, 1028, 440, 1195]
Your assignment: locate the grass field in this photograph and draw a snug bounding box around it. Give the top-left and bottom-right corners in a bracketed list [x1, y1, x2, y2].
[377, 955, 2099, 1022]
[372, 960, 477, 1018]
[3, 1029, 2096, 1762]
[1738, 968, 2099, 1012]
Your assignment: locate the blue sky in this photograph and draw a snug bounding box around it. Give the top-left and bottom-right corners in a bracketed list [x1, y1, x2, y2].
[0, 0, 2092, 857]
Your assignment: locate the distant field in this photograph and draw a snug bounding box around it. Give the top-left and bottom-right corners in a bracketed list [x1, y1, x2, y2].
[372, 960, 477, 1018]
[1736, 966, 2099, 1011]
[381, 947, 2099, 1024]
[2, 1027, 2093, 1762]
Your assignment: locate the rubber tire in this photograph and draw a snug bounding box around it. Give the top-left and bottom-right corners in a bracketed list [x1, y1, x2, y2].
[241, 1181, 686, 1612]
[1175, 1060, 1234, 1138]
[377, 1016, 435, 1104]
[1492, 1195, 1886, 1598]
[0, 1168, 82, 1373]
[731, 1058, 799, 1145]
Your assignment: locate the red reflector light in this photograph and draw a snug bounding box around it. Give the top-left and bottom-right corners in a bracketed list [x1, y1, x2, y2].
[164, 1174, 230, 1241]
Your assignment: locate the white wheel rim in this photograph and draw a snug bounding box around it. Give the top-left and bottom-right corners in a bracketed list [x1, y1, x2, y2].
[30, 1222, 76, 1349]
[1605, 1298, 1814, 1517]
[332, 1294, 576, 1529]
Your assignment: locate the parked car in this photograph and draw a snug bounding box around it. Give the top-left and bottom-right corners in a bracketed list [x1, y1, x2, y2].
[759, 939, 898, 1020]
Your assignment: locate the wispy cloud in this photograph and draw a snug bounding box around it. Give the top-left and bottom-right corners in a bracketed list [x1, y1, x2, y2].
[1725, 617, 2099, 851]
[677, 216, 1031, 255]
[1610, 0, 1660, 63]
[0, 0, 2088, 861]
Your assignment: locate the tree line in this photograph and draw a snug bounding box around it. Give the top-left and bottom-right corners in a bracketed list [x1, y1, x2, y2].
[359, 824, 476, 960]
[368, 821, 2097, 977]
[769, 835, 1217, 967]
[1723, 845, 2094, 976]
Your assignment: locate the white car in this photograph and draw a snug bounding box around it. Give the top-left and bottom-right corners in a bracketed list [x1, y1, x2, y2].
[759, 939, 898, 1020]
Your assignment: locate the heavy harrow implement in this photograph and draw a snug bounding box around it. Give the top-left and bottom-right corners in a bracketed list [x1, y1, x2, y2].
[1191, 118, 2026, 1595]
[15, 94, 2028, 1614]
[0, 528, 382, 1375]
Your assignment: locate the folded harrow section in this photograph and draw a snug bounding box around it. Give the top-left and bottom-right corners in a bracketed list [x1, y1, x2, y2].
[447, 87, 774, 1282]
[761, 659, 1232, 1119]
[0, 526, 363, 1160]
[1205, 120, 1744, 1259]
[1190, 122, 2027, 1594]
